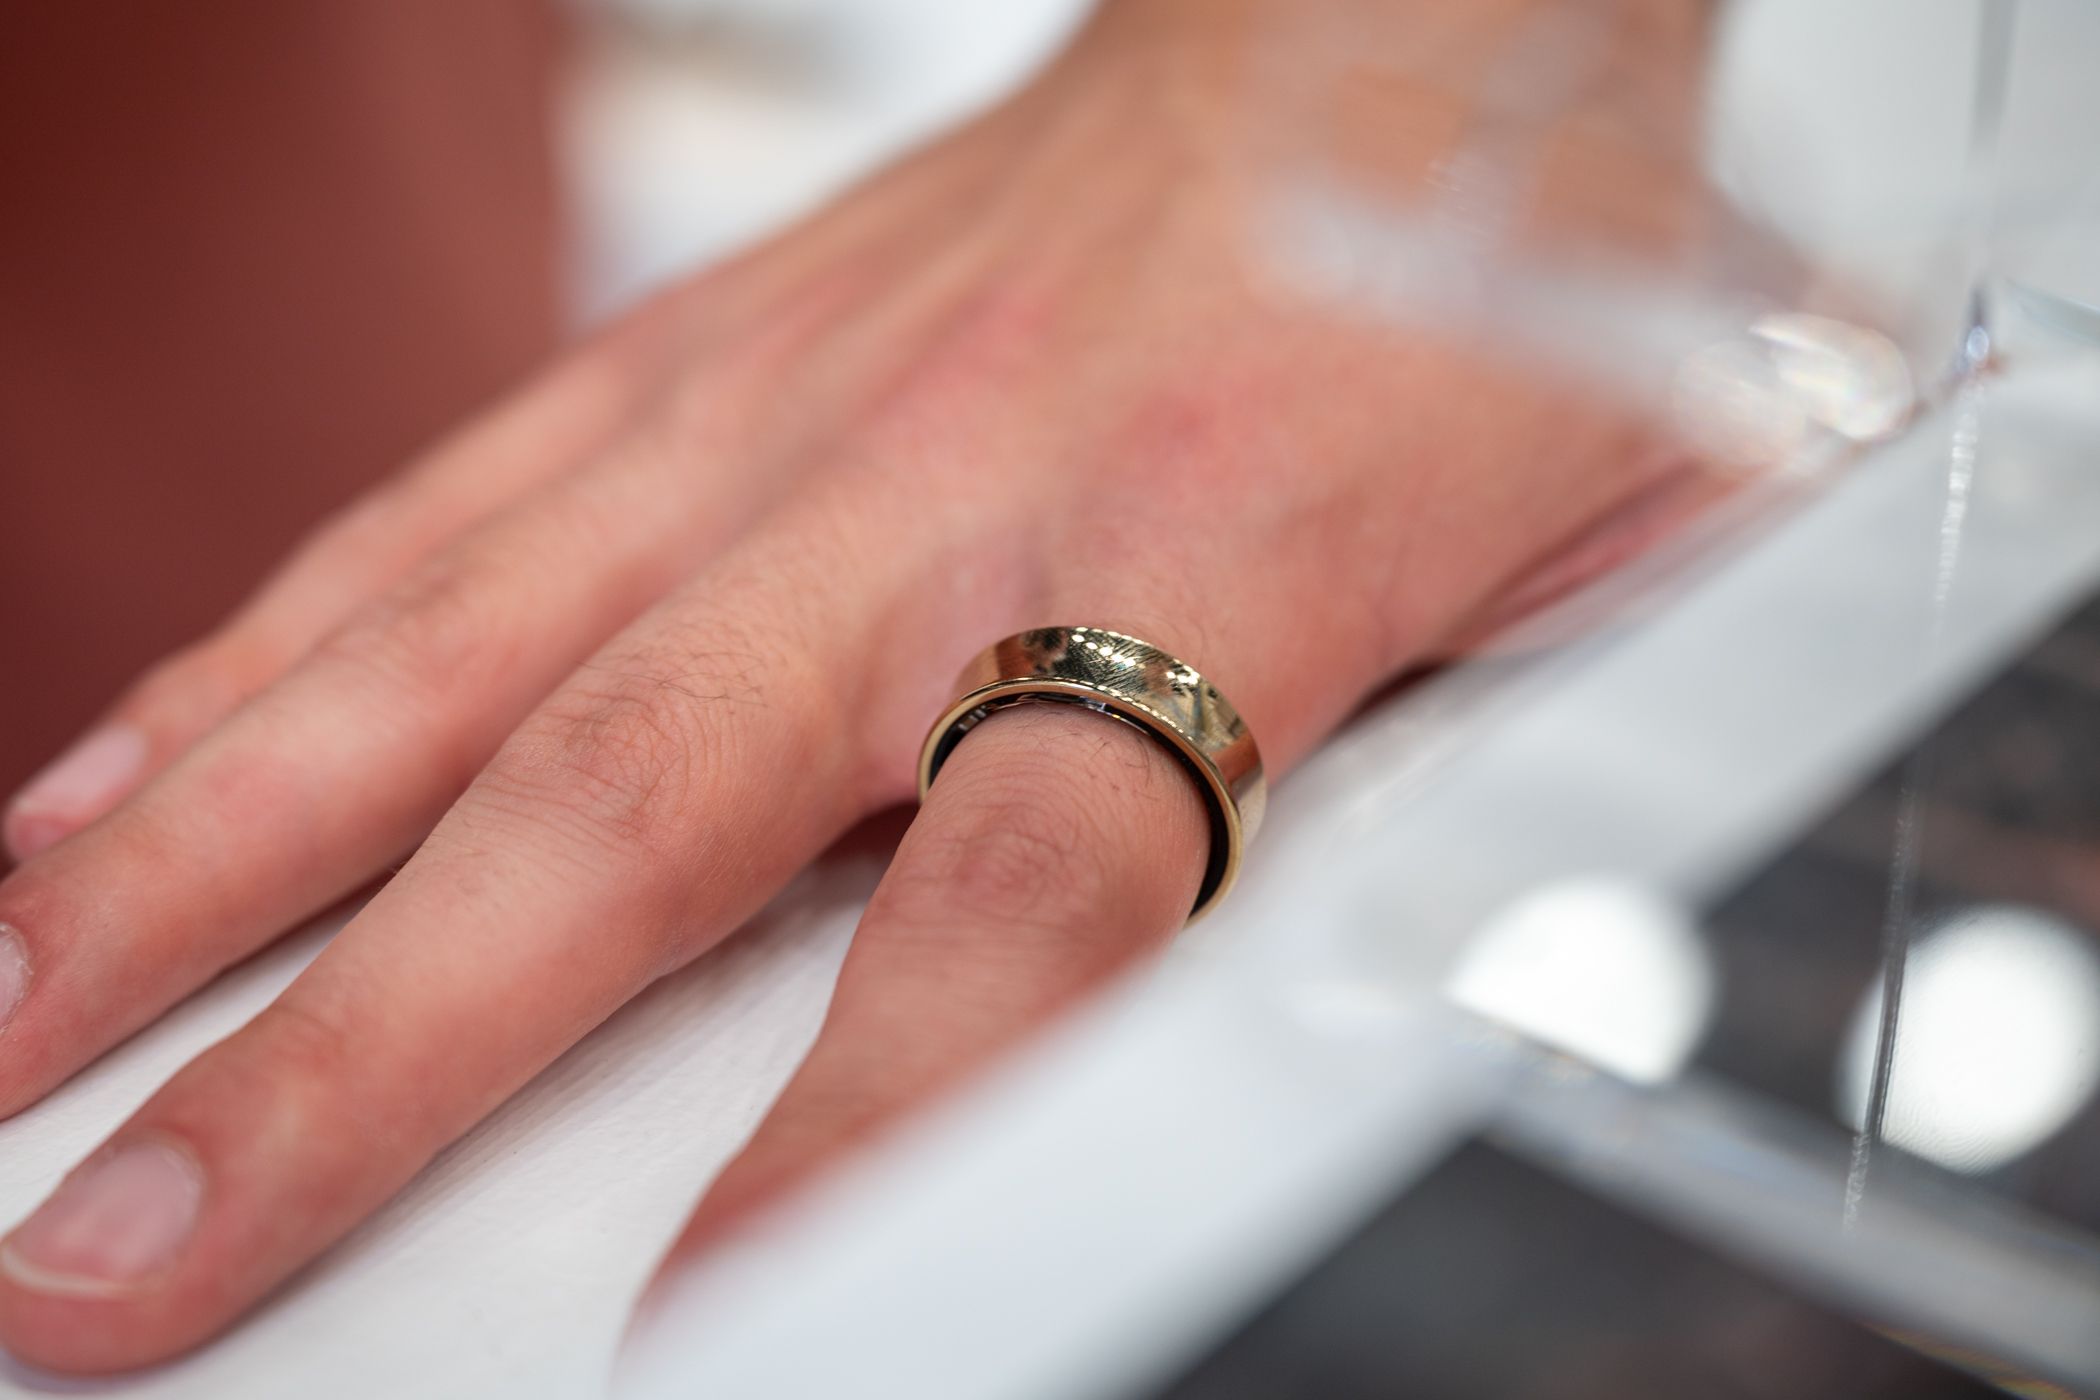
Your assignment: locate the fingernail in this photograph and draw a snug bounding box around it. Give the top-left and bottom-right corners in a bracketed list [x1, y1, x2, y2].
[0, 927, 26, 1033]
[1, 1141, 205, 1296]
[4, 726, 147, 859]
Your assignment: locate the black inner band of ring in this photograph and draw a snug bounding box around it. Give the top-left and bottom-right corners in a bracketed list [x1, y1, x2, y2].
[923, 691, 1233, 918]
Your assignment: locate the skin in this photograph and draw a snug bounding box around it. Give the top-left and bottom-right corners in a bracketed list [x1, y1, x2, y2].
[0, 0, 1711, 1372]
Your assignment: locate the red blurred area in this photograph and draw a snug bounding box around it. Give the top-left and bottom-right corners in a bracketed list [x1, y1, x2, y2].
[0, 1, 565, 796]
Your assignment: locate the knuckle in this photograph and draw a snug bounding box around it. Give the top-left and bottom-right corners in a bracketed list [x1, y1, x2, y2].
[244, 996, 360, 1099]
[545, 680, 698, 844]
[313, 551, 507, 705]
[482, 640, 763, 861]
[187, 994, 412, 1159]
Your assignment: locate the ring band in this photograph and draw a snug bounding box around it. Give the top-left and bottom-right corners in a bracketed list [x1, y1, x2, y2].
[917, 626, 1265, 922]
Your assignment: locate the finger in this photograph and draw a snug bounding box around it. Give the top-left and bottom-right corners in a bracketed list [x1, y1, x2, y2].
[0, 171, 1047, 1120]
[1, 297, 690, 863]
[660, 700, 1209, 1263]
[0, 143, 1019, 868]
[0, 484, 930, 1373]
[645, 409, 1494, 1276]
[648, 324, 1698, 1259]
[0, 317, 822, 1118]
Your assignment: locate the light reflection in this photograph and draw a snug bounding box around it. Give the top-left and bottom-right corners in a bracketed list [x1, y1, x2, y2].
[1751, 311, 1914, 443]
[1446, 876, 1715, 1084]
[1671, 312, 1914, 471]
[1837, 904, 2100, 1175]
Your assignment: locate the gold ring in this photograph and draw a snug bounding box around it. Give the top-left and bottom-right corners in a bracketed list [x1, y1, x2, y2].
[917, 626, 1265, 922]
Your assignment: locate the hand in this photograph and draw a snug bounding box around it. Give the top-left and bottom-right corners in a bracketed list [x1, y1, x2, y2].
[0, 0, 1707, 1370]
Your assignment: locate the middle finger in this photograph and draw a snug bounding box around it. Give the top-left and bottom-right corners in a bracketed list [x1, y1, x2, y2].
[0, 472, 956, 1371]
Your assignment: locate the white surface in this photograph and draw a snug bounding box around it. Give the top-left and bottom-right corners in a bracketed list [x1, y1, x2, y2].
[621, 975, 1500, 1400]
[0, 855, 875, 1398]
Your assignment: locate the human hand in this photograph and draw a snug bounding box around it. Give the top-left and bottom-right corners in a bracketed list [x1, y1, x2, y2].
[0, 0, 1709, 1370]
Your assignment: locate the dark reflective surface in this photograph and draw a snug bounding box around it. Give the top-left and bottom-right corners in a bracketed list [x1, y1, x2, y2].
[1154, 1143, 1996, 1400]
[1703, 583, 2100, 1226]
